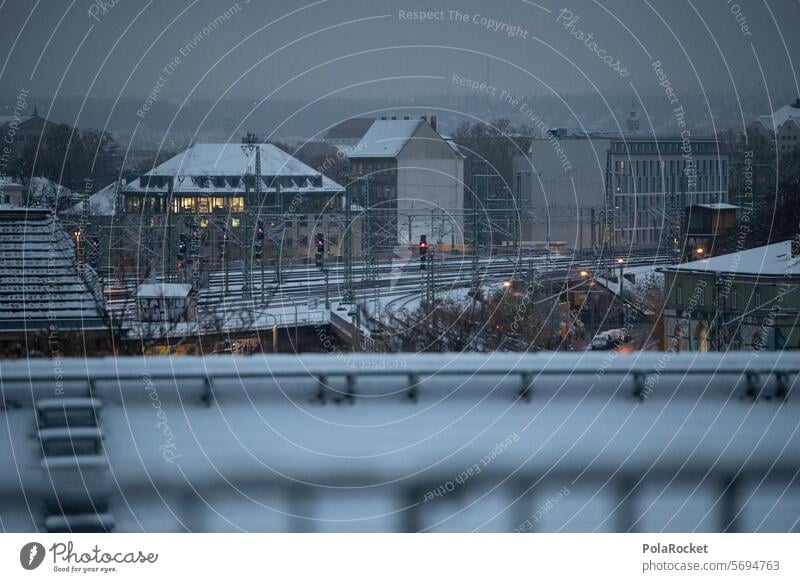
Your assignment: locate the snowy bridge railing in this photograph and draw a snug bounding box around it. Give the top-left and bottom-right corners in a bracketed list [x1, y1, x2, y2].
[1, 352, 798, 532]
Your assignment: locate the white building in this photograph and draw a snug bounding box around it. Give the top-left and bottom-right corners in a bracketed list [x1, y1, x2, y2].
[348, 118, 465, 250]
[751, 97, 800, 155]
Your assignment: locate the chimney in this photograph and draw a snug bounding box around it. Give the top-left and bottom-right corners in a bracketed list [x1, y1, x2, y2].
[430, 115, 437, 132]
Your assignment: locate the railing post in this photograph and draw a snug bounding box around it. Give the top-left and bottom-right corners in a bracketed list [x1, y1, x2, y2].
[744, 371, 762, 400]
[719, 475, 741, 533]
[519, 373, 533, 402]
[616, 475, 638, 532]
[407, 374, 419, 403]
[632, 372, 648, 401]
[314, 375, 327, 404]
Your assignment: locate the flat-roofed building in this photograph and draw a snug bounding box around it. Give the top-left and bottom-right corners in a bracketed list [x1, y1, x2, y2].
[514, 129, 729, 250]
[661, 239, 800, 352]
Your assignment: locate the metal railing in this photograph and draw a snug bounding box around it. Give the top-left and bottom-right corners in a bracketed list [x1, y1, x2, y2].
[1, 352, 798, 532]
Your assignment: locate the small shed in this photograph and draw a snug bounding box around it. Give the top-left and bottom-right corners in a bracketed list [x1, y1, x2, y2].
[136, 283, 194, 323]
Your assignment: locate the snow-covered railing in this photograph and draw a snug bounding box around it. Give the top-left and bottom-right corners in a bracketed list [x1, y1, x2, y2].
[1, 352, 797, 404]
[1, 352, 798, 532]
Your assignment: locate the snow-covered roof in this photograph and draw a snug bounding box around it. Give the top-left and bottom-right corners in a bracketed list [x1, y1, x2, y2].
[123, 143, 343, 194]
[0, 207, 107, 332]
[755, 101, 800, 131]
[443, 138, 466, 158]
[63, 181, 119, 216]
[349, 120, 424, 158]
[27, 177, 76, 201]
[0, 176, 24, 189]
[137, 283, 193, 298]
[665, 240, 800, 278]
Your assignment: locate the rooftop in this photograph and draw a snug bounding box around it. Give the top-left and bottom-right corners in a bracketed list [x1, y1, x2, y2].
[0, 208, 107, 332]
[665, 240, 800, 278]
[64, 181, 119, 216]
[137, 283, 193, 299]
[123, 143, 343, 194]
[349, 119, 424, 158]
[755, 99, 800, 131]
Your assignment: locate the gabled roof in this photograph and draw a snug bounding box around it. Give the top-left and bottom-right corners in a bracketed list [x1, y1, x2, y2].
[665, 240, 800, 278]
[64, 181, 119, 216]
[349, 120, 424, 158]
[755, 101, 800, 131]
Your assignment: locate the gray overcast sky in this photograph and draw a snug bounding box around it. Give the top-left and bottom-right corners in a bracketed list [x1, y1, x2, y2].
[0, 0, 797, 104]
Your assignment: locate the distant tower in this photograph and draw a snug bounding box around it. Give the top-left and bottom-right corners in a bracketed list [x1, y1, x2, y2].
[626, 99, 640, 132]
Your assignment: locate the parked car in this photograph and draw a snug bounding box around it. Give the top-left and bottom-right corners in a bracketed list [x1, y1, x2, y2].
[591, 329, 632, 350]
[591, 332, 614, 350]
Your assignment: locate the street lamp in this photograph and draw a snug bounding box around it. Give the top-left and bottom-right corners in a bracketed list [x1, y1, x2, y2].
[616, 258, 625, 298]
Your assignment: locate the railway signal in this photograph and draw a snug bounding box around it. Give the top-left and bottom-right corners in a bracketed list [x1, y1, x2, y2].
[419, 234, 428, 270]
[315, 233, 325, 268]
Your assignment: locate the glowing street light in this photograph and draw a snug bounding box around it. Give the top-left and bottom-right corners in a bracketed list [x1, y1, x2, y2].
[503, 280, 512, 288]
[579, 270, 589, 278]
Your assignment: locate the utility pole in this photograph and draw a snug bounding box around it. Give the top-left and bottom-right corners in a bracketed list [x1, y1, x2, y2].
[164, 177, 174, 282]
[471, 167, 481, 293]
[342, 170, 355, 304]
[273, 181, 283, 286]
[240, 133, 262, 299]
[361, 174, 379, 317]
